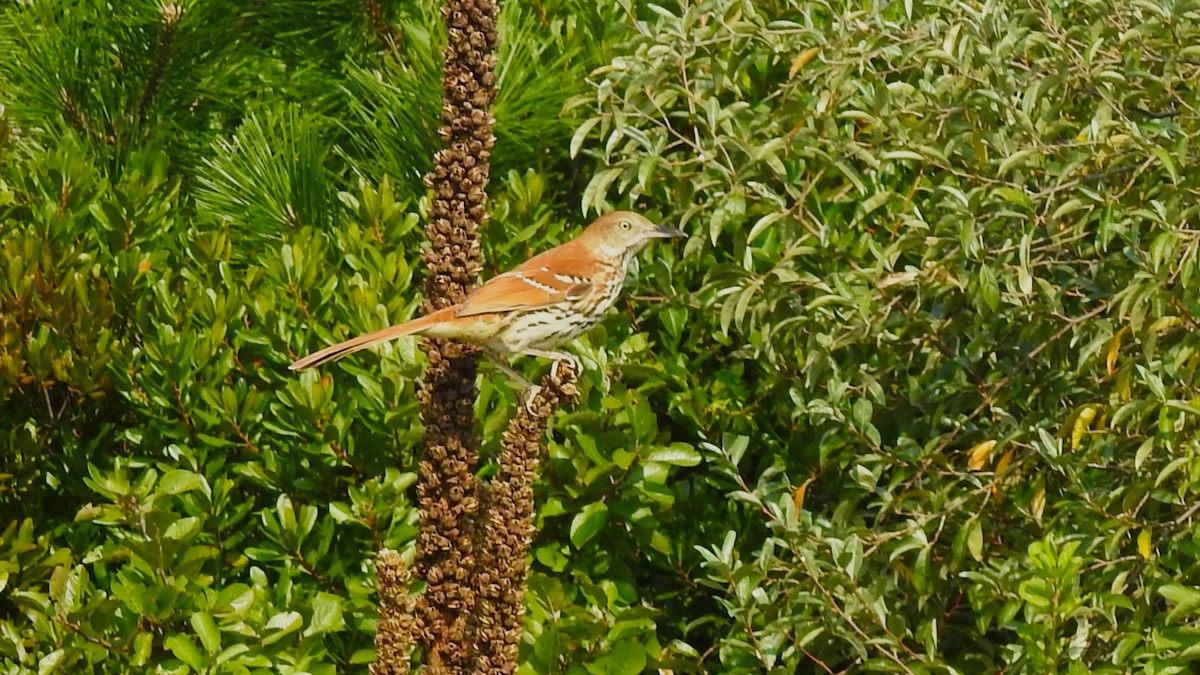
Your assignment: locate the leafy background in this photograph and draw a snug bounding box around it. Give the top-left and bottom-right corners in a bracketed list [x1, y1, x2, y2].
[2, 0, 1200, 672]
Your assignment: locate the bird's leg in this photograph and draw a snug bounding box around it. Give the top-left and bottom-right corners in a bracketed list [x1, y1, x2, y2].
[483, 348, 542, 412]
[482, 348, 534, 388]
[519, 349, 583, 380]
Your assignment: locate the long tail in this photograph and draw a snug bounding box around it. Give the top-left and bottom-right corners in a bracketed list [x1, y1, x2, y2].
[289, 307, 455, 371]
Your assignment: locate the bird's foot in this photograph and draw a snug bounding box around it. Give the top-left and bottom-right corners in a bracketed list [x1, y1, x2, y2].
[550, 354, 582, 381]
[522, 384, 544, 413]
[521, 349, 582, 381]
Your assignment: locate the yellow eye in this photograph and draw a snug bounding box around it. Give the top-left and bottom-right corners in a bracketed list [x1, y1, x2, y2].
[619, 220, 632, 230]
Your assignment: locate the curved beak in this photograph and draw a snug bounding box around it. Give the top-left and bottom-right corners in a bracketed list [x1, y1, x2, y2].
[651, 225, 688, 239]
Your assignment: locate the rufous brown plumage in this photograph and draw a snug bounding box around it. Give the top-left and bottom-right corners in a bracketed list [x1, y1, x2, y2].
[289, 211, 686, 383]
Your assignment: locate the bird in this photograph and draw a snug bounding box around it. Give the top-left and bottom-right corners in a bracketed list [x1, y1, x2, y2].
[289, 211, 686, 391]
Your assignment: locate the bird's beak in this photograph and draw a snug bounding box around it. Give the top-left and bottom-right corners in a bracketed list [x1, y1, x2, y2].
[651, 225, 688, 239]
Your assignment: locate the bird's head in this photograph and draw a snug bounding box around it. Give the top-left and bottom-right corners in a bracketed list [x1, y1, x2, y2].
[579, 211, 687, 263]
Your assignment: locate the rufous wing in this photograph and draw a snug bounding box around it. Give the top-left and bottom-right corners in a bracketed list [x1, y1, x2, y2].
[453, 268, 592, 317]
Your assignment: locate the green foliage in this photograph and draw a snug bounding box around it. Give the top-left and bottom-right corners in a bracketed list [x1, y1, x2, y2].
[573, 0, 1200, 670]
[3, 0, 1200, 672]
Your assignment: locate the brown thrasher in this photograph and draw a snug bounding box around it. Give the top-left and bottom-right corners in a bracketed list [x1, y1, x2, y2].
[289, 211, 686, 388]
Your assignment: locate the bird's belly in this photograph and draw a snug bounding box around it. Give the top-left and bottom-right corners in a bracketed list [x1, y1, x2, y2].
[497, 307, 604, 352]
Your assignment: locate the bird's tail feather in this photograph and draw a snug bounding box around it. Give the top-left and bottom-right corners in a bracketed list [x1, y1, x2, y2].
[289, 307, 454, 371]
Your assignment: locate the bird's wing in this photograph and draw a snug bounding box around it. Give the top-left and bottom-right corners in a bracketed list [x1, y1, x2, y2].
[454, 268, 592, 317]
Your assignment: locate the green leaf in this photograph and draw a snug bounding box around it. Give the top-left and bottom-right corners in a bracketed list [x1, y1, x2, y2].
[1019, 578, 1054, 609]
[747, 212, 785, 243]
[570, 502, 609, 548]
[994, 186, 1033, 209]
[607, 639, 648, 675]
[968, 519, 984, 562]
[1150, 146, 1178, 184]
[998, 147, 1039, 175]
[262, 611, 304, 646]
[191, 612, 222, 654]
[37, 649, 66, 674]
[582, 168, 620, 213]
[852, 398, 873, 428]
[645, 444, 702, 466]
[158, 469, 210, 497]
[164, 516, 202, 541]
[571, 117, 600, 159]
[1160, 584, 1200, 623]
[978, 265, 1000, 312]
[306, 592, 346, 635]
[165, 635, 208, 670]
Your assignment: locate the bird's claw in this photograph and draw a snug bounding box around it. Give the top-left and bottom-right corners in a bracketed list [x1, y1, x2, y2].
[523, 384, 543, 413]
[550, 355, 583, 381]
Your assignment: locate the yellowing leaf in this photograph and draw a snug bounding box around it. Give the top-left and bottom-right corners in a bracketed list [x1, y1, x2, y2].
[793, 477, 815, 512]
[1071, 405, 1098, 450]
[991, 449, 1015, 498]
[1106, 326, 1128, 375]
[789, 47, 821, 78]
[785, 117, 808, 143]
[1150, 315, 1184, 334]
[1138, 528, 1153, 559]
[1030, 484, 1046, 524]
[995, 453, 1014, 476]
[967, 440, 997, 471]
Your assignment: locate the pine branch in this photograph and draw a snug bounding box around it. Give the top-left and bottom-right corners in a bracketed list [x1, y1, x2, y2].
[132, 3, 183, 134]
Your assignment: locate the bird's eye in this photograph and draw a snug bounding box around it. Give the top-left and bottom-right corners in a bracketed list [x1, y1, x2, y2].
[619, 220, 632, 230]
